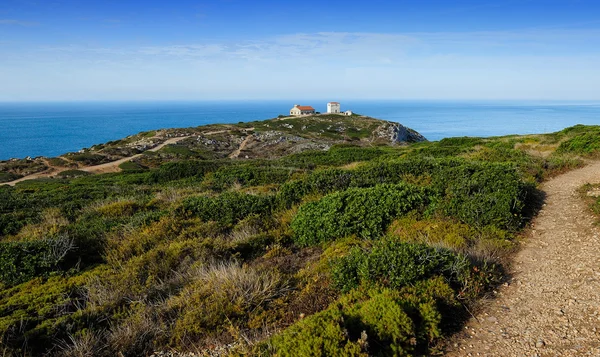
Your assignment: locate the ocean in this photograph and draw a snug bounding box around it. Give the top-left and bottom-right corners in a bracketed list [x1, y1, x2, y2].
[1, 100, 599, 160]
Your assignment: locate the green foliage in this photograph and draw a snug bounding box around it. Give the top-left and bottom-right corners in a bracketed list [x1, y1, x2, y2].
[205, 164, 293, 190]
[67, 152, 107, 165]
[118, 161, 146, 171]
[147, 160, 226, 183]
[159, 144, 198, 157]
[278, 145, 390, 168]
[331, 240, 471, 293]
[557, 127, 600, 155]
[180, 192, 275, 225]
[0, 171, 22, 183]
[266, 278, 458, 357]
[433, 162, 527, 230]
[56, 169, 92, 178]
[267, 307, 366, 357]
[0, 239, 72, 286]
[291, 184, 430, 246]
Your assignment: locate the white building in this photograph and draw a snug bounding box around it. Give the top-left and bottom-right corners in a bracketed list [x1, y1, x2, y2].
[345, 110, 353, 116]
[327, 102, 341, 114]
[290, 104, 316, 116]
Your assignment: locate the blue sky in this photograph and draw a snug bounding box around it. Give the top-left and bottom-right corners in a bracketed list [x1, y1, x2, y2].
[1, 0, 600, 101]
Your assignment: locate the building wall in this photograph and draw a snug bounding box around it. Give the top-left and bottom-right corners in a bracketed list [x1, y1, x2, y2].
[327, 103, 341, 114]
[290, 108, 302, 116]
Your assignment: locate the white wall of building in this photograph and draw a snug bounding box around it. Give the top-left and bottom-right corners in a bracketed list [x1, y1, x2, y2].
[327, 102, 341, 114]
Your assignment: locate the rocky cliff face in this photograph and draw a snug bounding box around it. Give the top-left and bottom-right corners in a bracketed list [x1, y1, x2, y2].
[375, 122, 427, 144]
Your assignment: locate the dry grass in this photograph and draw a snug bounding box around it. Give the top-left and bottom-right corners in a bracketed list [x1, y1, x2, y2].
[186, 261, 289, 310]
[56, 331, 106, 357]
[106, 309, 164, 356]
[14, 207, 69, 241]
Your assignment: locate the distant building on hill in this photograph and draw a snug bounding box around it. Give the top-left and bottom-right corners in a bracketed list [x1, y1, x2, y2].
[290, 104, 315, 116]
[345, 110, 353, 116]
[327, 102, 341, 114]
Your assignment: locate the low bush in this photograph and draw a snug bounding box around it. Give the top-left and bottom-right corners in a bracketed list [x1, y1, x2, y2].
[205, 165, 293, 190]
[56, 170, 91, 178]
[291, 184, 430, 246]
[277, 145, 389, 168]
[67, 153, 107, 165]
[557, 129, 600, 156]
[0, 172, 22, 183]
[330, 240, 471, 293]
[387, 217, 514, 262]
[432, 162, 528, 230]
[180, 192, 275, 225]
[147, 160, 227, 183]
[0, 237, 75, 286]
[118, 161, 146, 171]
[265, 277, 458, 357]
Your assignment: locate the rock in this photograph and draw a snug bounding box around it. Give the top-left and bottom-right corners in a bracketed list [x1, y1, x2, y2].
[535, 339, 545, 348]
[375, 122, 427, 144]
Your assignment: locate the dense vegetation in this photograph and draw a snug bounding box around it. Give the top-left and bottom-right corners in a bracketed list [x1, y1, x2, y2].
[0, 122, 596, 356]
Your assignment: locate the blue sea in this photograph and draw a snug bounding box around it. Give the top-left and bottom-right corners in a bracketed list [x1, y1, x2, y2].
[1, 100, 600, 160]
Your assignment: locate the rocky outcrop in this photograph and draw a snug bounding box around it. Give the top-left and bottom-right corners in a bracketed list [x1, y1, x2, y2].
[375, 122, 427, 144]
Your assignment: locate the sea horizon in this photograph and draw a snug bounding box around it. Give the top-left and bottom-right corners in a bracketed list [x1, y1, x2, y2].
[1, 99, 600, 160]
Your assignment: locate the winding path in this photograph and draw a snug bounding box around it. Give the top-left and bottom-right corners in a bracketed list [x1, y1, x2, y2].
[228, 134, 253, 159]
[3, 136, 190, 186]
[446, 161, 600, 356]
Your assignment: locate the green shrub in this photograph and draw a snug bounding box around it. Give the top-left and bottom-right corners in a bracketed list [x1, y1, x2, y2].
[277, 145, 389, 168]
[67, 152, 107, 165]
[56, 169, 92, 178]
[330, 240, 471, 293]
[0, 238, 74, 286]
[433, 162, 527, 230]
[0, 172, 22, 183]
[557, 130, 600, 155]
[118, 161, 146, 171]
[291, 184, 430, 246]
[205, 165, 292, 190]
[387, 217, 514, 262]
[180, 192, 275, 225]
[147, 160, 226, 183]
[267, 307, 366, 357]
[266, 278, 458, 357]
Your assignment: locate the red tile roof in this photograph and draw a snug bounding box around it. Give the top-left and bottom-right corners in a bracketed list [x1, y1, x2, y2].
[297, 106, 315, 111]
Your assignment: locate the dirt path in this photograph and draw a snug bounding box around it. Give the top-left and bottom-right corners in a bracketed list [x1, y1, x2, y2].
[228, 134, 253, 159]
[80, 136, 191, 174]
[446, 161, 600, 357]
[3, 136, 190, 186]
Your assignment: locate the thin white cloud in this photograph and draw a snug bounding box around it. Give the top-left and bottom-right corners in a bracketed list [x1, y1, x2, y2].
[1, 28, 600, 100]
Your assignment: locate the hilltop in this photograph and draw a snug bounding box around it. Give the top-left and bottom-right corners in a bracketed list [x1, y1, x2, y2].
[2, 120, 600, 356]
[0, 114, 425, 184]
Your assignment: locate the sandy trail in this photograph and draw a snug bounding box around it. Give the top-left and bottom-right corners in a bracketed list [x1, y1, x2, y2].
[445, 161, 600, 357]
[3, 136, 190, 186]
[228, 134, 253, 159]
[3, 127, 256, 186]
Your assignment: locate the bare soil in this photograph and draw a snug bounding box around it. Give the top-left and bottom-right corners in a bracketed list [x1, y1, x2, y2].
[3, 136, 190, 186]
[445, 161, 600, 356]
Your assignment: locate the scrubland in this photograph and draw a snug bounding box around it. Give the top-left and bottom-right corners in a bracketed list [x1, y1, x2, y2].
[0, 122, 598, 356]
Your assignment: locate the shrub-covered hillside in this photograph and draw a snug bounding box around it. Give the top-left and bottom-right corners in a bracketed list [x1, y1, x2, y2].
[0, 114, 424, 183]
[0, 121, 596, 356]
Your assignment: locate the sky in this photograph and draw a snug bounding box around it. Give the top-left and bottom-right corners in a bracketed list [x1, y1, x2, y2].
[1, 0, 600, 101]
